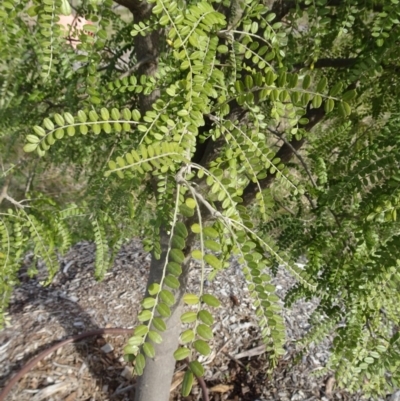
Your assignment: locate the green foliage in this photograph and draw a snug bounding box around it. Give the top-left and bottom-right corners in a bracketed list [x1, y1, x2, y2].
[1, 0, 400, 397]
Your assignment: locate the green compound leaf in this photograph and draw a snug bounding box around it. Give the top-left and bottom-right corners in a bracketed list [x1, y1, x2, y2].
[185, 198, 197, 209]
[201, 294, 221, 307]
[171, 235, 185, 250]
[127, 335, 143, 346]
[26, 134, 40, 144]
[191, 249, 203, 260]
[132, 109, 141, 121]
[203, 226, 219, 238]
[124, 344, 139, 355]
[181, 329, 195, 343]
[142, 297, 156, 309]
[170, 248, 185, 264]
[60, 0, 72, 15]
[159, 289, 175, 306]
[204, 254, 222, 269]
[193, 339, 211, 356]
[316, 76, 328, 92]
[197, 324, 213, 340]
[89, 110, 99, 123]
[63, 112, 74, 124]
[138, 310, 152, 322]
[55, 129, 64, 139]
[180, 204, 195, 217]
[342, 89, 357, 102]
[312, 94, 322, 108]
[330, 81, 343, 96]
[182, 370, 194, 397]
[148, 283, 160, 295]
[198, 310, 214, 325]
[77, 110, 87, 123]
[153, 317, 167, 332]
[33, 126, 46, 137]
[156, 303, 171, 317]
[43, 118, 54, 130]
[143, 342, 155, 358]
[338, 101, 351, 117]
[189, 360, 204, 377]
[134, 325, 149, 337]
[174, 222, 188, 238]
[167, 262, 182, 276]
[204, 240, 221, 252]
[183, 294, 200, 305]
[324, 99, 335, 113]
[180, 311, 198, 323]
[191, 224, 201, 233]
[174, 346, 191, 361]
[135, 353, 146, 375]
[100, 107, 110, 120]
[111, 107, 121, 120]
[164, 275, 180, 289]
[148, 330, 163, 344]
[302, 74, 311, 90]
[23, 143, 38, 153]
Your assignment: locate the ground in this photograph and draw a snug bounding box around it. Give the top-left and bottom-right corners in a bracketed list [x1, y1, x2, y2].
[0, 240, 388, 401]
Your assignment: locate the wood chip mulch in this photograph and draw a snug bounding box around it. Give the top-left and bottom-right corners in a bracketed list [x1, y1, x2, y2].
[0, 240, 392, 401]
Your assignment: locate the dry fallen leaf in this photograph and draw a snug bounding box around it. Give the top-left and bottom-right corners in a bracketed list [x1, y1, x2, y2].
[32, 380, 76, 401]
[64, 391, 77, 401]
[209, 384, 234, 393]
[325, 376, 336, 397]
[170, 371, 185, 392]
[235, 344, 266, 359]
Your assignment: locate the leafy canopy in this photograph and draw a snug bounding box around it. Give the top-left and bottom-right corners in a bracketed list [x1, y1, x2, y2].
[0, 0, 400, 397]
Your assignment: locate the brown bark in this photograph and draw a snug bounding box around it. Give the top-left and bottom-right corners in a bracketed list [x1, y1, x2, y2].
[242, 107, 325, 205]
[115, 0, 160, 114]
[293, 58, 358, 72]
[113, 3, 177, 401]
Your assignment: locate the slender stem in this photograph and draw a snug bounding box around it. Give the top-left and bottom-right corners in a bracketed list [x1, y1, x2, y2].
[184, 358, 210, 401]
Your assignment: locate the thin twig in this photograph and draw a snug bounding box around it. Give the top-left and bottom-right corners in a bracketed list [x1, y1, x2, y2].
[0, 177, 25, 209]
[267, 127, 318, 189]
[111, 384, 136, 398]
[221, 351, 246, 368]
[119, 56, 156, 79]
[0, 177, 10, 205]
[184, 358, 209, 401]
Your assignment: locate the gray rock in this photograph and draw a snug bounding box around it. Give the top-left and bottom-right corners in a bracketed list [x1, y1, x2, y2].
[101, 343, 114, 353]
[389, 390, 400, 401]
[120, 366, 133, 379]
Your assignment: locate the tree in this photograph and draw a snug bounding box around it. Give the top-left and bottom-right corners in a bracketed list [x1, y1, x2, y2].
[1, 0, 400, 400]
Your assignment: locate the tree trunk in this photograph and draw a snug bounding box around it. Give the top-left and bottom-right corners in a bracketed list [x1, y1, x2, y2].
[133, 296, 183, 401]
[110, 4, 180, 398]
[134, 228, 194, 401]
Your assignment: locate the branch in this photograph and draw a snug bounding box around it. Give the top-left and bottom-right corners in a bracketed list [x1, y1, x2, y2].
[113, 0, 161, 114]
[0, 177, 25, 209]
[293, 58, 358, 72]
[242, 107, 325, 206]
[119, 55, 156, 79]
[267, 127, 318, 189]
[112, 0, 144, 14]
[269, 0, 383, 22]
[0, 177, 10, 205]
